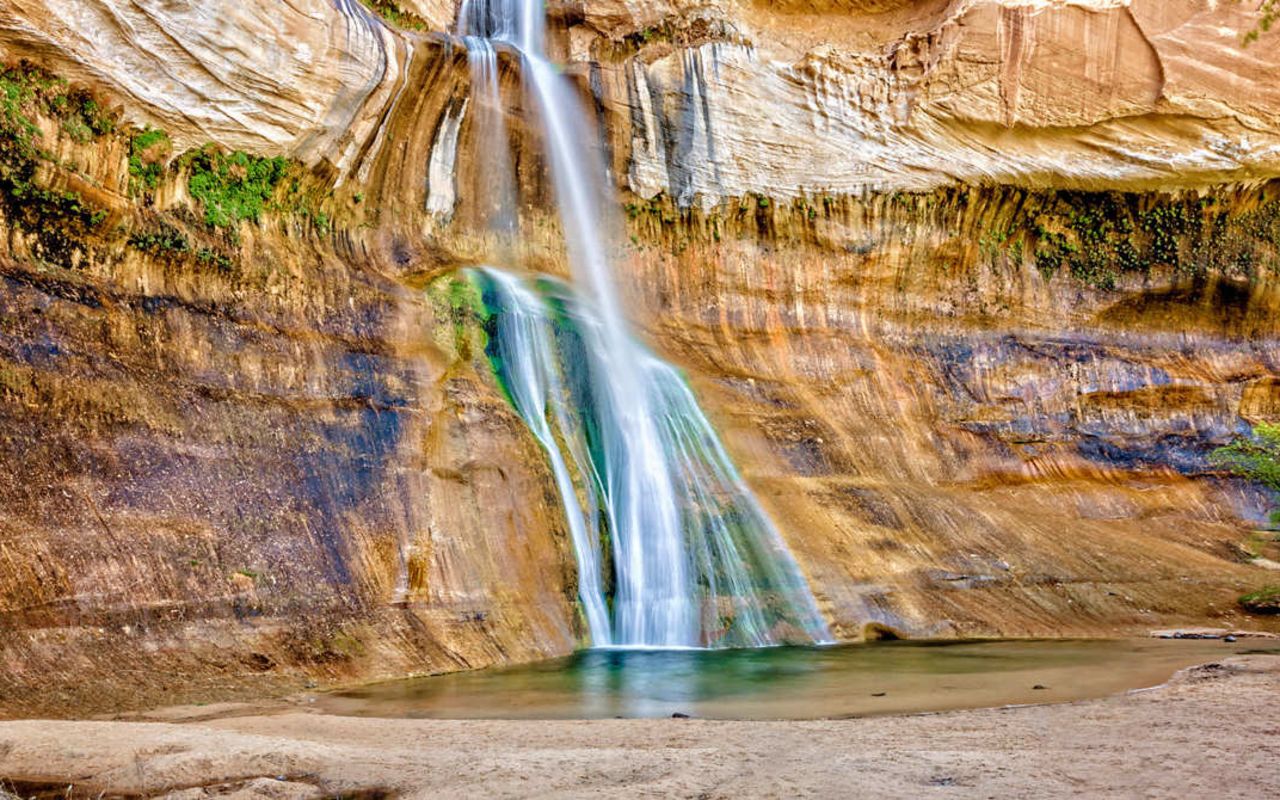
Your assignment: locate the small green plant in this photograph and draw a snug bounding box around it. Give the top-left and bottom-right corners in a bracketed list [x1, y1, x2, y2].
[979, 227, 1013, 263]
[1, 69, 43, 149]
[128, 223, 190, 256]
[196, 246, 234, 272]
[184, 146, 290, 229]
[625, 23, 671, 48]
[77, 97, 114, 136]
[1212, 422, 1280, 530]
[61, 116, 92, 143]
[128, 127, 170, 196]
[1245, 0, 1279, 45]
[1138, 203, 1191, 268]
[359, 0, 426, 30]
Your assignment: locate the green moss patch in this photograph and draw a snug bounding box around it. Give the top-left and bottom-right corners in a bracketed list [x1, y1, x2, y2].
[128, 127, 170, 197]
[1003, 191, 1280, 289]
[1212, 422, 1280, 493]
[426, 272, 491, 365]
[127, 222, 190, 257]
[359, 0, 427, 30]
[182, 146, 291, 230]
[0, 62, 114, 264]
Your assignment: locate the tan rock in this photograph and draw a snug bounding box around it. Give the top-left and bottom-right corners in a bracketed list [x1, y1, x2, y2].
[609, 0, 1280, 205]
[399, 0, 462, 30]
[0, 0, 408, 173]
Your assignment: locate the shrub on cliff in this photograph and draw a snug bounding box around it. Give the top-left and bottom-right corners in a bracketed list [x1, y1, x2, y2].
[1212, 422, 1280, 493]
[1245, 0, 1279, 45]
[128, 127, 170, 197]
[184, 146, 290, 230]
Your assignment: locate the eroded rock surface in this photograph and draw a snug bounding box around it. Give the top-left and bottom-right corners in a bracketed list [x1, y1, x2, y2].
[598, 0, 1280, 206]
[619, 189, 1279, 637]
[0, 0, 408, 172]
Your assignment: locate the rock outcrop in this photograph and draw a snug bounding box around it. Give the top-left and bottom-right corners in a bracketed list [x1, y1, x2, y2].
[598, 0, 1280, 206]
[1, 0, 1279, 716]
[0, 0, 412, 173]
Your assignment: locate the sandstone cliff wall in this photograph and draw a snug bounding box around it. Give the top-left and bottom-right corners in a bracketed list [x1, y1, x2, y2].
[0, 0, 1278, 716]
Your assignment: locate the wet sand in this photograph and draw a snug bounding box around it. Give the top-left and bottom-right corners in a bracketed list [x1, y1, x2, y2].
[1, 655, 1276, 799]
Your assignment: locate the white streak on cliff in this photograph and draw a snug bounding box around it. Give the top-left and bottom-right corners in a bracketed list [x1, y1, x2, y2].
[426, 99, 468, 217]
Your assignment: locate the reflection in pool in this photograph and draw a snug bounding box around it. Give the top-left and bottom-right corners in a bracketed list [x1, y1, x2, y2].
[314, 638, 1263, 720]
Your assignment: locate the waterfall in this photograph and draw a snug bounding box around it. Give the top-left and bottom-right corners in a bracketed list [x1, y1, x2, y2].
[479, 268, 613, 642]
[462, 36, 516, 233]
[456, 0, 832, 648]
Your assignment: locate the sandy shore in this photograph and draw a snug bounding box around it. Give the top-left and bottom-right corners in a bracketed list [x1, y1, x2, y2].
[1, 655, 1276, 799]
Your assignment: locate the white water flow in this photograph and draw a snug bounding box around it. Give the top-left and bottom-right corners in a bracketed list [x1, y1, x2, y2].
[461, 36, 516, 233]
[480, 269, 613, 640]
[458, 0, 831, 648]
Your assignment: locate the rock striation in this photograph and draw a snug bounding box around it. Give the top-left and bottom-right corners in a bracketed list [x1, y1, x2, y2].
[0, 0, 418, 175]
[599, 0, 1280, 206]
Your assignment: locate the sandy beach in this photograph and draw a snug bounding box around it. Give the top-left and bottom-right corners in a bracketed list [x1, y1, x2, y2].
[1, 654, 1276, 799]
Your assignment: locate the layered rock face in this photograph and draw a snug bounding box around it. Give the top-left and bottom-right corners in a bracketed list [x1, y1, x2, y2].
[0, 225, 584, 714]
[0, 61, 585, 715]
[0, 0, 404, 168]
[599, 0, 1280, 204]
[1, 0, 1279, 715]
[622, 190, 1280, 639]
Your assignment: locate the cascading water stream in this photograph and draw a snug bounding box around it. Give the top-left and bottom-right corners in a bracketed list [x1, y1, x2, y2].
[455, 0, 832, 648]
[475, 269, 833, 648]
[461, 36, 516, 234]
[480, 269, 613, 642]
